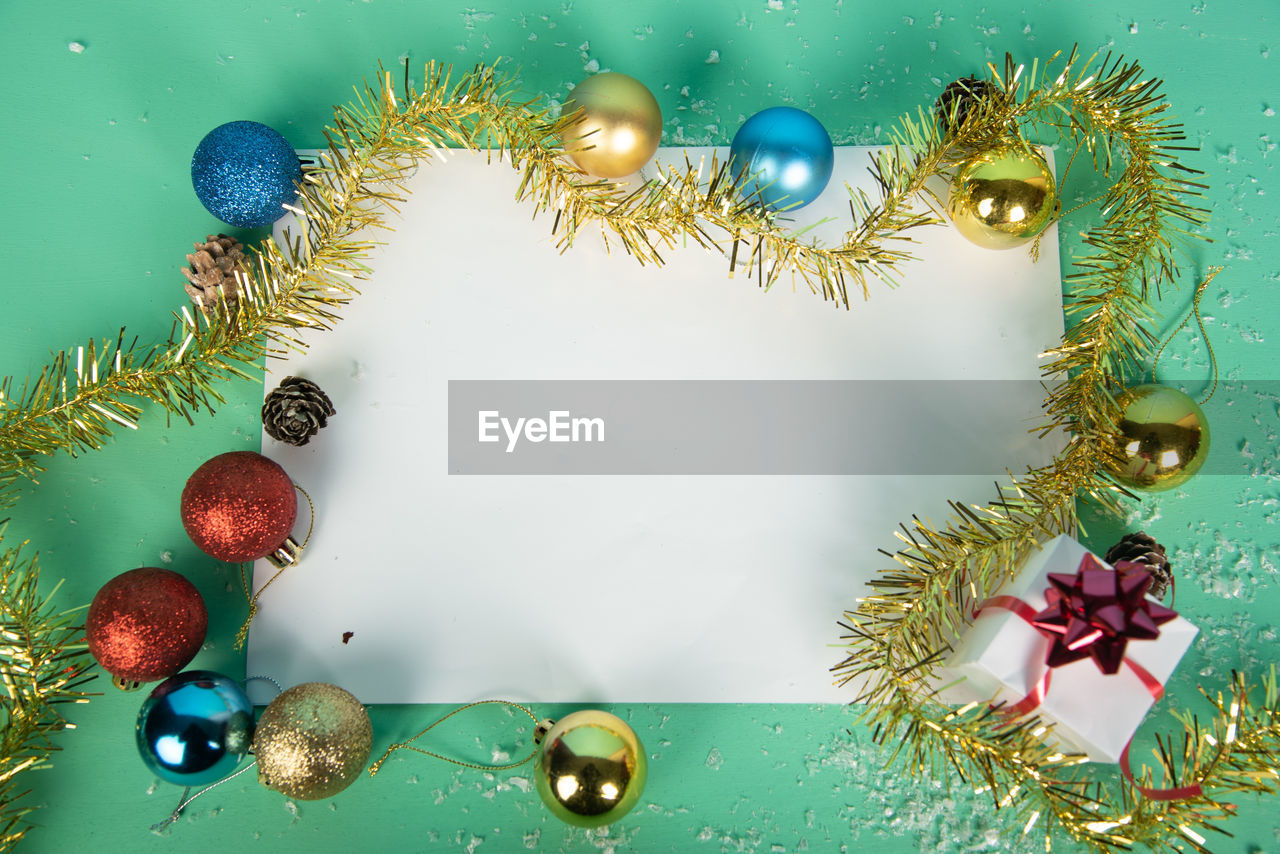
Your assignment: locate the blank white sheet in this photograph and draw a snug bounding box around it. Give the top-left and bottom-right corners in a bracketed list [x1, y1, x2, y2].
[246, 147, 1065, 704]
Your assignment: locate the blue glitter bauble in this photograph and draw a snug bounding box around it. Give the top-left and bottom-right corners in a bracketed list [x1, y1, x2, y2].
[191, 121, 301, 228]
[729, 107, 834, 212]
[136, 670, 255, 786]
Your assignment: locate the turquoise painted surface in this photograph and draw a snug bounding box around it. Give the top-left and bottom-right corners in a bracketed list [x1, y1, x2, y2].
[0, 1, 1277, 851]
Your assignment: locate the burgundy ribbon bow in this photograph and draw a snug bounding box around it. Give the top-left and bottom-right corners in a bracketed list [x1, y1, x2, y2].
[1030, 553, 1177, 675]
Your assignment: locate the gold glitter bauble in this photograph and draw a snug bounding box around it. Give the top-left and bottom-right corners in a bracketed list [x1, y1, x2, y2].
[947, 143, 1058, 250]
[561, 72, 662, 179]
[1108, 383, 1210, 492]
[534, 710, 647, 827]
[254, 682, 372, 800]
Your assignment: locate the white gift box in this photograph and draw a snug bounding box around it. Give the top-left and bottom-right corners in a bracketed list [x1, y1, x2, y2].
[938, 534, 1198, 763]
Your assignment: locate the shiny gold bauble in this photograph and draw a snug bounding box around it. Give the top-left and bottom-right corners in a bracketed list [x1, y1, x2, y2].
[947, 143, 1058, 250]
[1108, 383, 1210, 492]
[561, 72, 663, 179]
[254, 682, 372, 800]
[534, 710, 647, 827]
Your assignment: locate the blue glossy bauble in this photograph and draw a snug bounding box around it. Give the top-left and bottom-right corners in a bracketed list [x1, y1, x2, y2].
[136, 670, 255, 786]
[729, 107, 834, 212]
[191, 121, 301, 228]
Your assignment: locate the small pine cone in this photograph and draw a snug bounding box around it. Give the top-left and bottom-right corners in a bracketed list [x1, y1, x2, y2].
[182, 234, 247, 308]
[935, 76, 997, 131]
[262, 377, 336, 446]
[1104, 532, 1173, 601]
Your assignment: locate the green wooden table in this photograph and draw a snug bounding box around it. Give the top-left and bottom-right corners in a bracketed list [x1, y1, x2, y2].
[1, 1, 1276, 851]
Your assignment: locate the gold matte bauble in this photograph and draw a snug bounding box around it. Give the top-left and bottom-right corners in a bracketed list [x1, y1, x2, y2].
[534, 710, 647, 827]
[947, 143, 1058, 250]
[254, 682, 372, 800]
[560, 72, 662, 179]
[1108, 383, 1210, 492]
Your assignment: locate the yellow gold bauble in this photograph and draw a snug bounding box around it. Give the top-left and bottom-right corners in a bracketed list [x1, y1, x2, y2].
[561, 72, 662, 179]
[534, 710, 647, 827]
[1108, 383, 1210, 492]
[254, 682, 372, 800]
[947, 143, 1058, 250]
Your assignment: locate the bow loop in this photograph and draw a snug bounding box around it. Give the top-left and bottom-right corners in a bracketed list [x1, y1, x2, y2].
[1030, 555, 1177, 675]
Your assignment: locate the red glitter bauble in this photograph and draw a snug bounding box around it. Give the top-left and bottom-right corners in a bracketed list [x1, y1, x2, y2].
[86, 568, 208, 682]
[180, 451, 297, 562]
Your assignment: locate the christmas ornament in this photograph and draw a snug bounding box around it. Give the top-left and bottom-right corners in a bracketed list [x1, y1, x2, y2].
[729, 106, 834, 212]
[935, 76, 998, 131]
[136, 671, 254, 786]
[254, 682, 372, 800]
[1031, 555, 1177, 675]
[1108, 384, 1210, 492]
[86, 568, 207, 687]
[191, 120, 302, 228]
[947, 142, 1058, 249]
[180, 451, 300, 565]
[560, 72, 663, 179]
[182, 233, 248, 308]
[534, 710, 647, 828]
[262, 376, 337, 447]
[1105, 532, 1173, 601]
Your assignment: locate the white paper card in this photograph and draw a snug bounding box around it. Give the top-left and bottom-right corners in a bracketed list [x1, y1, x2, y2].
[939, 534, 1198, 763]
[247, 147, 1065, 704]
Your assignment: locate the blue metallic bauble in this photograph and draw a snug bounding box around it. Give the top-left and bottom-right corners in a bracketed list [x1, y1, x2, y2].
[729, 107, 834, 211]
[191, 121, 301, 228]
[136, 670, 255, 786]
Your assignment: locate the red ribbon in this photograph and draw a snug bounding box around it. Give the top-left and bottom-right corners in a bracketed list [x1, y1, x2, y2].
[1119, 742, 1205, 801]
[976, 587, 1203, 800]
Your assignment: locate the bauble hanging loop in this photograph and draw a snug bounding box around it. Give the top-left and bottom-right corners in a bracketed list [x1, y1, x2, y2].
[947, 141, 1058, 250]
[1107, 384, 1210, 492]
[265, 535, 303, 568]
[534, 710, 647, 828]
[560, 72, 663, 179]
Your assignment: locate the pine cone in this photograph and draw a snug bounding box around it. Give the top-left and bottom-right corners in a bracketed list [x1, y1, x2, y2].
[262, 377, 336, 446]
[935, 76, 997, 131]
[182, 234, 247, 308]
[1104, 532, 1173, 601]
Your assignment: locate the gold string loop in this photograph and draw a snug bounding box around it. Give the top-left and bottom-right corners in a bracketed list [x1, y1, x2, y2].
[368, 700, 540, 777]
[1151, 266, 1222, 405]
[233, 483, 315, 651]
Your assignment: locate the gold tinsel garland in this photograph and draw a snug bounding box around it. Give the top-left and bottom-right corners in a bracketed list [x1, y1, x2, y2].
[0, 544, 95, 851]
[0, 49, 1275, 850]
